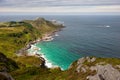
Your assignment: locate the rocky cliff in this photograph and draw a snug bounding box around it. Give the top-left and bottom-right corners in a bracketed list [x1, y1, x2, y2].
[68, 57, 120, 80]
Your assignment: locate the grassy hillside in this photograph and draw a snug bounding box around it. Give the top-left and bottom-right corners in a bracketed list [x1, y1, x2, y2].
[9, 57, 120, 80]
[0, 18, 64, 80]
[0, 52, 18, 72]
[0, 18, 63, 58]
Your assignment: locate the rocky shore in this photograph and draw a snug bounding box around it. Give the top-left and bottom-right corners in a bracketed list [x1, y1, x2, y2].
[16, 17, 64, 57]
[16, 29, 62, 56]
[16, 27, 63, 70]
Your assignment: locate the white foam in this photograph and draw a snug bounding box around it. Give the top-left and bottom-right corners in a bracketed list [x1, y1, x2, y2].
[41, 54, 58, 68]
[43, 36, 54, 42]
[106, 25, 110, 27]
[44, 37, 54, 42]
[45, 62, 53, 68]
[27, 45, 41, 55]
[97, 25, 111, 28]
[27, 45, 59, 69]
[55, 33, 59, 37]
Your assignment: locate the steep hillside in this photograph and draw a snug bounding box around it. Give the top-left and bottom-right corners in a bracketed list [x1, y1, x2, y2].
[0, 18, 64, 80]
[0, 52, 18, 80]
[10, 56, 120, 80]
[0, 17, 63, 57]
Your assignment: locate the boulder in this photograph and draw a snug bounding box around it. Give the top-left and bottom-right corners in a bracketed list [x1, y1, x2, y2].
[87, 64, 120, 80]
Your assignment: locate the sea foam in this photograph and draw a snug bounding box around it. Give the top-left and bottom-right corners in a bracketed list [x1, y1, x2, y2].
[97, 25, 111, 28]
[41, 53, 58, 68]
[27, 45, 58, 68]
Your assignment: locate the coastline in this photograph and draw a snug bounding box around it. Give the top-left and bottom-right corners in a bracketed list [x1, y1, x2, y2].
[17, 28, 61, 55]
[28, 45, 59, 68]
[17, 28, 62, 69]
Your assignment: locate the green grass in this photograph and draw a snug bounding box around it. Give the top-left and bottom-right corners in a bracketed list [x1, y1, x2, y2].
[0, 18, 64, 80]
[0, 19, 62, 57]
[0, 52, 19, 72]
[14, 56, 44, 68]
[83, 57, 120, 67]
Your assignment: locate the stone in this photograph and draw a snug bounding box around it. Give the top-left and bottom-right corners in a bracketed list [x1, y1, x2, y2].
[86, 57, 91, 62]
[90, 57, 96, 62]
[87, 64, 120, 80]
[76, 57, 86, 73]
[81, 67, 87, 73]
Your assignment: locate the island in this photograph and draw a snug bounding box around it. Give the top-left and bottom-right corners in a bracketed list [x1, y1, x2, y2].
[0, 18, 120, 80]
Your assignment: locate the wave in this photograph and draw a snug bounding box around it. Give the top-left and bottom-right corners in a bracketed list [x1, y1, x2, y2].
[55, 33, 59, 37]
[27, 45, 58, 68]
[43, 33, 60, 42]
[43, 36, 54, 42]
[44, 37, 54, 42]
[27, 45, 41, 55]
[106, 25, 110, 27]
[41, 54, 58, 68]
[97, 25, 111, 28]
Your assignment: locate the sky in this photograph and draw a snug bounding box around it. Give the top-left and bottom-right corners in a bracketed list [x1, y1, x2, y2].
[0, 0, 120, 14]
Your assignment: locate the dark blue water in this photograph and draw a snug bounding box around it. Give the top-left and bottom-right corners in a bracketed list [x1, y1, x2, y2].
[1, 15, 120, 70]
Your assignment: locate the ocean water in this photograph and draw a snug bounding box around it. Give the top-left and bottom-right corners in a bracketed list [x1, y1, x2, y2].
[1, 15, 120, 70]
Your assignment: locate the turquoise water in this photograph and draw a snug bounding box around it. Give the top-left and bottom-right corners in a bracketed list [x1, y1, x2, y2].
[35, 15, 120, 70]
[36, 41, 81, 70]
[1, 15, 120, 70]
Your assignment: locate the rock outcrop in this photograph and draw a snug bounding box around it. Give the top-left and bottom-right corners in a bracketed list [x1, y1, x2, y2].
[69, 57, 120, 80]
[75, 57, 96, 73]
[87, 64, 120, 80]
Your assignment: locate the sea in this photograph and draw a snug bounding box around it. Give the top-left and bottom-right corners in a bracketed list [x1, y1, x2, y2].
[0, 15, 120, 70]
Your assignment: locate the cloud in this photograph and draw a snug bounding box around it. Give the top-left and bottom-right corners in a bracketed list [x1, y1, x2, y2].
[1, 5, 120, 13]
[0, 0, 120, 13]
[0, 0, 120, 7]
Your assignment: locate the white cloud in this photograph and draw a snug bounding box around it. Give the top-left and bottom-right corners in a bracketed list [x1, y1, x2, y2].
[0, 5, 120, 13]
[0, 0, 120, 13]
[0, 0, 120, 7]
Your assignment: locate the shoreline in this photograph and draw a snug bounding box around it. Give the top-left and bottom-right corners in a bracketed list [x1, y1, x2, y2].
[17, 28, 61, 55]
[17, 28, 62, 69]
[27, 45, 59, 68]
